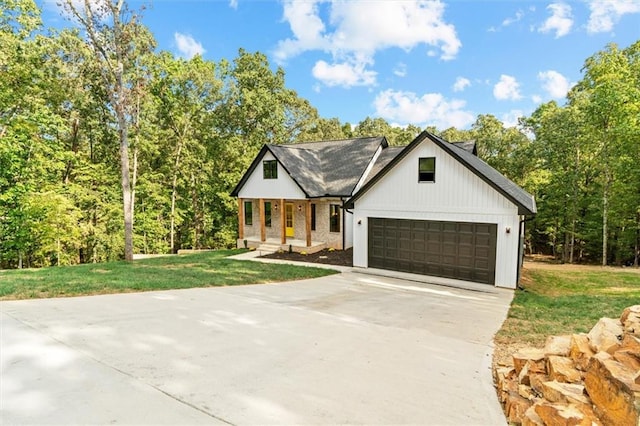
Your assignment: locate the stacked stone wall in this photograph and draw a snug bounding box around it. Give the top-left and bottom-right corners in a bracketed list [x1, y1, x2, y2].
[495, 305, 640, 425]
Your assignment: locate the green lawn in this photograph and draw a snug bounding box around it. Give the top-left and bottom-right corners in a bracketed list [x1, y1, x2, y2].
[495, 264, 640, 348]
[0, 250, 338, 300]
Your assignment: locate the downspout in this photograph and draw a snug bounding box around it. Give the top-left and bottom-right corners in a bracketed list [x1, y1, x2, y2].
[516, 216, 535, 288]
[341, 198, 346, 250]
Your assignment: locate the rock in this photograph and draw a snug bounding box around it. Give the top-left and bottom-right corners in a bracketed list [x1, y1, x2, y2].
[613, 350, 640, 372]
[570, 334, 595, 371]
[499, 377, 519, 403]
[519, 362, 531, 386]
[548, 355, 582, 383]
[621, 305, 640, 338]
[522, 405, 544, 426]
[506, 392, 534, 424]
[519, 384, 535, 400]
[535, 402, 600, 426]
[541, 381, 590, 406]
[584, 351, 640, 426]
[545, 335, 572, 356]
[514, 348, 547, 375]
[529, 373, 549, 396]
[588, 317, 623, 354]
[620, 334, 640, 354]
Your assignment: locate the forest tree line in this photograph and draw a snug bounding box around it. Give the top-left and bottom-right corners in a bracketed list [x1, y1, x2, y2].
[1, 0, 639, 268]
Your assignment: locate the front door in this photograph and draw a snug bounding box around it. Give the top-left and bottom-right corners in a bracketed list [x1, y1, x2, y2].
[285, 203, 294, 237]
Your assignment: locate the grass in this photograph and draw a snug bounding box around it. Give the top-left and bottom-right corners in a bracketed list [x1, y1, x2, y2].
[0, 249, 338, 300]
[495, 264, 640, 348]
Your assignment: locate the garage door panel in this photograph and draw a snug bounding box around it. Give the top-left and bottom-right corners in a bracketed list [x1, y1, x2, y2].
[368, 218, 496, 285]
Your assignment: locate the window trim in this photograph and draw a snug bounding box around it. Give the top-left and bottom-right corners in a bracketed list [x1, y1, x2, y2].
[263, 160, 278, 179]
[418, 157, 436, 183]
[244, 201, 252, 226]
[329, 204, 340, 233]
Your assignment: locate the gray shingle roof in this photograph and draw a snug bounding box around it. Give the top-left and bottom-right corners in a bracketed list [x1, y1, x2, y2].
[363, 147, 403, 186]
[231, 137, 387, 198]
[451, 140, 477, 155]
[344, 131, 537, 215]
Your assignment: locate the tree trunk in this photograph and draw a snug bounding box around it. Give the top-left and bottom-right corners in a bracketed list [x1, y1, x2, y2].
[569, 219, 575, 264]
[602, 172, 609, 266]
[635, 211, 640, 267]
[170, 143, 183, 254]
[119, 121, 134, 262]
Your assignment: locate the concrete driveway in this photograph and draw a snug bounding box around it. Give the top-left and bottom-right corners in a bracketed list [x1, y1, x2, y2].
[1, 271, 513, 425]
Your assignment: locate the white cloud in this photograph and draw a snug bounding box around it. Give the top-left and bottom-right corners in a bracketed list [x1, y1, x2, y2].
[538, 70, 573, 99]
[532, 95, 543, 104]
[502, 10, 524, 26]
[452, 77, 471, 92]
[373, 89, 475, 129]
[174, 33, 205, 59]
[312, 60, 377, 88]
[275, 0, 461, 87]
[393, 63, 407, 77]
[493, 75, 522, 101]
[501, 110, 525, 128]
[538, 3, 573, 38]
[276, 0, 460, 61]
[229, 0, 238, 9]
[48, 0, 111, 22]
[586, 0, 640, 33]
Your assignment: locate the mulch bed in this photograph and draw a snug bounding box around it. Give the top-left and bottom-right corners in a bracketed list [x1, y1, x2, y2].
[261, 248, 353, 266]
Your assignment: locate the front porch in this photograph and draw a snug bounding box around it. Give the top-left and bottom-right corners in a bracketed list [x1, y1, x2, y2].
[237, 236, 327, 254]
[237, 198, 344, 252]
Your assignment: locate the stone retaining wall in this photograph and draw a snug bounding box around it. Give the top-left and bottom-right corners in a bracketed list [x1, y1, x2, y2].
[495, 305, 640, 425]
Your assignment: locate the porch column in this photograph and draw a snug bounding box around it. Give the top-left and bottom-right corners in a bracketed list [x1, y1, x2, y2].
[259, 198, 266, 242]
[280, 198, 286, 244]
[305, 199, 312, 247]
[238, 198, 244, 240]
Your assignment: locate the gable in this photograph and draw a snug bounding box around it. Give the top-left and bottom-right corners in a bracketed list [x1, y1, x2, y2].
[345, 131, 536, 215]
[352, 138, 519, 215]
[231, 137, 387, 199]
[234, 151, 307, 200]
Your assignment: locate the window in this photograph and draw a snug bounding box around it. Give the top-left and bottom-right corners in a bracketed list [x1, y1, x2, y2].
[263, 160, 277, 179]
[311, 204, 316, 231]
[419, 157, 436, 182]
[264, 201, 272, 227]
[329, 204, 340, 233]
[244, 201, 252, 226]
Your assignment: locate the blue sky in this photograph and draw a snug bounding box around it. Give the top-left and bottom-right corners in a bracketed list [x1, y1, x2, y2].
[41, 0, 640, 130]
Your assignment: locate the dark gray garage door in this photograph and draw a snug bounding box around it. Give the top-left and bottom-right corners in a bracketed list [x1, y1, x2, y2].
[368, 218, 497, 285]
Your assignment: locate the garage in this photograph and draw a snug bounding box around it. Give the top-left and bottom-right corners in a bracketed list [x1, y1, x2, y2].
[368, 218, 497, 285]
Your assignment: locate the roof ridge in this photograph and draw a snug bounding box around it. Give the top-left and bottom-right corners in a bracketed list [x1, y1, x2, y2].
[277, 136, 384, 147]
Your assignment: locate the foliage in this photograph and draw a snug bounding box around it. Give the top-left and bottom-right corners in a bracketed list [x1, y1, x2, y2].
[0, 250, 338, 299]
[0, 0, 638, 268]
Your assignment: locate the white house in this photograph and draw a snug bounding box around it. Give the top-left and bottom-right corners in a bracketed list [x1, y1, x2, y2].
[231, 131, 536, 289]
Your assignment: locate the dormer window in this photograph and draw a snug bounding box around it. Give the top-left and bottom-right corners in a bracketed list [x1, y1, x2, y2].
[418, 157, 435, 182]
[263, 160, 277, 179]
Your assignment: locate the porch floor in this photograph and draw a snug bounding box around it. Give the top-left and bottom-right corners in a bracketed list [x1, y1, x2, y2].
[237, 236, 327, 254]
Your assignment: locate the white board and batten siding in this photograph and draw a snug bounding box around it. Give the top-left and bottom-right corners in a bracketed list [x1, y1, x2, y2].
[237, 152, 306, 200]
[352, 140, 522, 289]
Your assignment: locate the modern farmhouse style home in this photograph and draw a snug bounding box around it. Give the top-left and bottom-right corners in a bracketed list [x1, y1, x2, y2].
[231, 131, 536, 288]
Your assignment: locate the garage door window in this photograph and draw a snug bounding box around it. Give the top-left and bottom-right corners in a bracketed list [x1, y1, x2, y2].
[419, 157, 436, 182]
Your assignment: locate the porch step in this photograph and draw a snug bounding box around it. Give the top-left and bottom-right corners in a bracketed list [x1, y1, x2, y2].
[256, 244, 281, 254]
